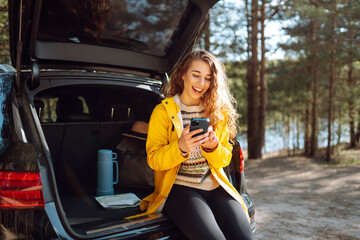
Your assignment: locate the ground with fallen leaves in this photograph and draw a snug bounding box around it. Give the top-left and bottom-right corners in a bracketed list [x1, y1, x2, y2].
[245, 149, 360, 240]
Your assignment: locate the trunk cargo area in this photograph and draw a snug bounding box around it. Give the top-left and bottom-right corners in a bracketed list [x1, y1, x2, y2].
[35, 82, 160, 234]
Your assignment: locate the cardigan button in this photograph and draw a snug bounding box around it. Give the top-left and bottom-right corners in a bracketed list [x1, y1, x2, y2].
[171, 116, 174, 119]
[165, 101, 168, 104]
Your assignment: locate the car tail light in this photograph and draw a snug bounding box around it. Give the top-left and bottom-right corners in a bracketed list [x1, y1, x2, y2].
[239, 148, 244, 173]
[0, 170, 45, 209]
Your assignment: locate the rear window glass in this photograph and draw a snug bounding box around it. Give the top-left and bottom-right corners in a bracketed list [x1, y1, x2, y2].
[34, 85, 159, 123]
[38, 0, 189, 56]
[35, 96, 91, 123]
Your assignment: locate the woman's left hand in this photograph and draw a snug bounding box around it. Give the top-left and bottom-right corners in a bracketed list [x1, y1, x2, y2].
[201, 126, 218, 151]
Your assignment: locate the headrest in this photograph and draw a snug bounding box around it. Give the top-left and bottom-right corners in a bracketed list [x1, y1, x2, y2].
[56, 96, 85, 122]
[34, 100, 44, 109]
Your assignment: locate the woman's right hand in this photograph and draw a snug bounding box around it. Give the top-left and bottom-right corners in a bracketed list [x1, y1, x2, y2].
[178, 125, 209, 154]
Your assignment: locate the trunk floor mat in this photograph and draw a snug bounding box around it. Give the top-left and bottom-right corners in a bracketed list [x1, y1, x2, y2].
[60, 188, 153, 227]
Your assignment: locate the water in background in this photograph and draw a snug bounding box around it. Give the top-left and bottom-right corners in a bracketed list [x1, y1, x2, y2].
[237, 120, 350, 153]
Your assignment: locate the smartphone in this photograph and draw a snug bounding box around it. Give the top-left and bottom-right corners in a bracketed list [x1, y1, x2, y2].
[190, 118, 210, 137]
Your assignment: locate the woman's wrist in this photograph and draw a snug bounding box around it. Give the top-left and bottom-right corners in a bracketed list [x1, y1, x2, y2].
[202, 144, 218, 152]
[178, 142, 188, 156]
[179, 147, 187, 154]
[180, 150, 188, 156]
[203, 147, 213, 152]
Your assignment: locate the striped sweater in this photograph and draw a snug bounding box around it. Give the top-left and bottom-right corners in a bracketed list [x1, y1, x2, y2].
[174, 102, 219, 190]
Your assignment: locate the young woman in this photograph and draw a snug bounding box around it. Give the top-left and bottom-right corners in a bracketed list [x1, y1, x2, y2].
[139, 50, 254, 240]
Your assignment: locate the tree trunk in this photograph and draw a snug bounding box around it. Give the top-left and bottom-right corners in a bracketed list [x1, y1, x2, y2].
[304, 77, 311, 156]
[204, 16, 210, 52]
[285, 117, 290, 156]
[304, 66, 312, 156]
[356, 120, 360, 143]
[346, 23, 356, 147]
[259, 0, 266, 153]
[309, 20, 319, 157]
[296, 118, 300, 150]
[348, 63, 356, 147]
[247, 0, 260, 159]
[337, 113, 342, 146]
[326, 0, 336, 162]
[310, 62, 318, 157]
[245, 0, 251, 60]
[326, 61, 335, 161]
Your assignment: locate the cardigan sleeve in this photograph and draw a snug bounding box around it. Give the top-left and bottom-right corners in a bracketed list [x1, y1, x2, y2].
[146, 104, 188, 171]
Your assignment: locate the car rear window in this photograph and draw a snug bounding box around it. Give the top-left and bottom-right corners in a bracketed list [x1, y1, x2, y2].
[35, 96, 90, 123]
[38, 0, 189, 56]
[34, 84, 159, 123]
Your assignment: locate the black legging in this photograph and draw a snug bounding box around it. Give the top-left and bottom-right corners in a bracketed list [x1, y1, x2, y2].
[164, 184, 254, 240]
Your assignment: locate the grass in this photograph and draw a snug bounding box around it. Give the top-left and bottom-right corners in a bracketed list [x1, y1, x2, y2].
[262, 144, 360, 167]
[327, 145, 360, 166]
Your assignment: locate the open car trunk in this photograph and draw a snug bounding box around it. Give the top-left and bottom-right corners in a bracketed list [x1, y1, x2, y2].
[33, 74, 164, 235]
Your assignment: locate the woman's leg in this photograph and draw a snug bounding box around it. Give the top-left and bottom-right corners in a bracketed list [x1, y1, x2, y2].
[164, 185, 226, 240]
[209, 187, 254, 240]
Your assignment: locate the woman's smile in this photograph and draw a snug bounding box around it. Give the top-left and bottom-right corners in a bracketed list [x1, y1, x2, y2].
[192, 86, 204, 93]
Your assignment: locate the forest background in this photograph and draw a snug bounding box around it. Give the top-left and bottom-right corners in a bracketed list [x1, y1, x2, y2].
[0, 0, 359, 161]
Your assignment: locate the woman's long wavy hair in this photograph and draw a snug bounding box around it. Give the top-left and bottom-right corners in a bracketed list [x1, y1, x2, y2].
[165, 50, 239, 140]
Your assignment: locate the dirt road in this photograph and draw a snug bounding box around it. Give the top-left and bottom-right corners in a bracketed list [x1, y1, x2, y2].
[245, 155, 360, 240]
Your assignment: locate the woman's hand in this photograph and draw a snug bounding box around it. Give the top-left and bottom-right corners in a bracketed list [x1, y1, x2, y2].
[178, 125, 209, 153]
[201, 126, 218, 151]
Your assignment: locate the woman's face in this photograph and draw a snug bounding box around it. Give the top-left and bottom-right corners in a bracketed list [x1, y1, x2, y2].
[180, 60, 212, 106]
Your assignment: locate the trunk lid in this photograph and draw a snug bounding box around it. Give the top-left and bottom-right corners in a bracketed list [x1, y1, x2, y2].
[9, 0, 217, 76]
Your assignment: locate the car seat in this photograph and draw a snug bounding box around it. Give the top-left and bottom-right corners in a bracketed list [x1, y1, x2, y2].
[56, 96, 91, 122]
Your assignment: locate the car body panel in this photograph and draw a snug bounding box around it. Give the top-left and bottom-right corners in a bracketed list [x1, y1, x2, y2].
[0, 73, 38, 172]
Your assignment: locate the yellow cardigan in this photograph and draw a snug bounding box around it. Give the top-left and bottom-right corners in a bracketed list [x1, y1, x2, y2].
[131, 96, 249, 222]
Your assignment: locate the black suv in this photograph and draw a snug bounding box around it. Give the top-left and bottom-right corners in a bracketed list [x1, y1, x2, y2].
[0, 0, 255, 239]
